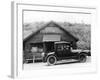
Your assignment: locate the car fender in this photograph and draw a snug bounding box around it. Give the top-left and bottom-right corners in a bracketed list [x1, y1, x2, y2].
[43, 52, 55, 62]
[46, 52, 57, 62]
[47, 52, 55, 56]
[78, 52, 88, 57]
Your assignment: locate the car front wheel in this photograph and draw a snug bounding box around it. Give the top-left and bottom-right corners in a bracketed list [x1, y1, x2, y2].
[47, 55, 57, 66]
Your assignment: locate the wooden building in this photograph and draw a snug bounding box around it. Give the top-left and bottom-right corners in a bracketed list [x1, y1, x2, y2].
[23, 21, 78, 62]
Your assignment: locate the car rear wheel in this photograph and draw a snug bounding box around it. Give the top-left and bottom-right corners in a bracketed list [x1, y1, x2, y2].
[79, 54, 87, 63]
[47, 55, 57, 66]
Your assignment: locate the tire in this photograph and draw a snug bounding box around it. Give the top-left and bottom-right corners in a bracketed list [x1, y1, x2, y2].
[47, 55, 57, 66]
[79, 54, 87, 63]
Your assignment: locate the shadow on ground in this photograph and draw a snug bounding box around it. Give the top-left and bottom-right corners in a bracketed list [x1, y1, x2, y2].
[56, 61, 80, 65]
[45, 60, 80, 66]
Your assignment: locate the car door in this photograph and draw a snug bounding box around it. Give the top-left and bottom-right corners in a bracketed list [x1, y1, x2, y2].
[56, 44, 64, 58]
[63, 43, 71, 58]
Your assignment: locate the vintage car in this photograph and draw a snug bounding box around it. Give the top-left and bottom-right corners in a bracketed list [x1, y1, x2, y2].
[42, 41, 90, 65]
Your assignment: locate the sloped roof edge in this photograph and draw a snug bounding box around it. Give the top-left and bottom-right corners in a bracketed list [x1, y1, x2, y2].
[23, 21, 79, 43]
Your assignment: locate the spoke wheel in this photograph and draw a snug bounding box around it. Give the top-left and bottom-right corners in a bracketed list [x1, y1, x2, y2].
[47, 56, 57, 66]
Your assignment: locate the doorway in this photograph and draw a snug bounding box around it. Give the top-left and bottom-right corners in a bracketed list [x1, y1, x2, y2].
[44, 42, 54, 53]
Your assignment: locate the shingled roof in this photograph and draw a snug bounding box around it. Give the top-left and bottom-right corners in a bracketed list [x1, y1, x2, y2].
[23, 21, 79, 42]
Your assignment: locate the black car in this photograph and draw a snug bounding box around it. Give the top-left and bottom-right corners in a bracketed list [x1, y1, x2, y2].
[42, 41, 90, 65]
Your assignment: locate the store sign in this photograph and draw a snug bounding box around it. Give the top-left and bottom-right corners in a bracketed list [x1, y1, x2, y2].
[43, 35, 61, 42]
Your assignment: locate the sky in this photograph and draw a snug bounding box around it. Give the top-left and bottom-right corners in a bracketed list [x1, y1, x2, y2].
[23, 10, 91, 24]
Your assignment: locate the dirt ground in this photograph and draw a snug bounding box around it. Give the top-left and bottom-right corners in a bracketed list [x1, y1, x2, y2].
[23, 56, 91, 70]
